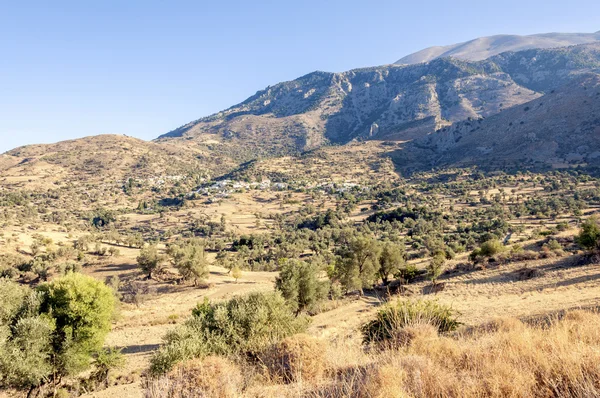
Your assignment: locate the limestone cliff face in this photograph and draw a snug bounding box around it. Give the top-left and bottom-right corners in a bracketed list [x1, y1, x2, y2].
[158, 43, 600, 160]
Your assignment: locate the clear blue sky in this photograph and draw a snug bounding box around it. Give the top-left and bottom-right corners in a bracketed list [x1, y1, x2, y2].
[1, 0, 599, 153]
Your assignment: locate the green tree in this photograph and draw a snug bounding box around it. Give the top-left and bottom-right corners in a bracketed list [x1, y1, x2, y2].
[427, 253, 446, 285]
[378, 241, 405, 285]
[170, 240, 209, 286]
[231, 265, 242, 283]
[37, 273, 116, 378]
[0, 275, 115, 394]
[275, 259, 321, 314]
[577, 216, 600, 250]
[91, 209, 116, 228]
[137, 245, 163, 279]
[337, 235, 381, 294]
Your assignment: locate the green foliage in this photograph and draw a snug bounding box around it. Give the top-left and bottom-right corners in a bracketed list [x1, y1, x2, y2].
[0, 279, 28, 324]
[231, 265, 242, 282]
[427, 253, 446, 284]
[169, 239, 209, 285]
[336, 235, 381, 293]
[479, 239, 506, 257]
[0, 281, 53, 391]
[0, 275, 115, 391]
[137, 245, 163, 279]
[577, 216, 600, 250]
[91, 347, 125, 387]
[545, 239, 562, 252]
[378, 241, 405, 285]
[275, 259, 326, 314]
[36, 273, 116, 377]
[470, 239, 506, 262]
[91, 208, 116, 228]
[56, 261, 82, 276]
[395, 264, 420, 283]
[150, 292, 308, 375]
[0, 313, 55, 389]
[362, 300, 460, 345]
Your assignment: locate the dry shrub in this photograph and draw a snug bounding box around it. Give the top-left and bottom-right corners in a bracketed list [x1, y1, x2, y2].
[145, 311, 600, 398]
[363, 354, 459, 398]
[145, 356, 242, 398]
[260, 334, 327, 384]
[562, 309, 591, 322]
[309, 364, 372, 397]
[310, 311, 600, 398]
[512, 267, 545, 281]
[387, 322, 439, 348]
[539, 249, 557, 259]
[505, 250, 539, 262]
[370, 311, 600, 398]
[362, 300, 460, 347]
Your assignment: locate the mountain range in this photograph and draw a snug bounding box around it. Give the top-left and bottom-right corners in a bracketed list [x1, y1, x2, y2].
[4, 31, 600, 176]
[158, 41, 600, 166]
[395, 31, 600, 64]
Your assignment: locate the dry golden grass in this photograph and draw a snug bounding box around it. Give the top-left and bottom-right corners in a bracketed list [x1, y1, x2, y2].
[145, 356, 243, 398]
[308, 310, 600, 398]
[259, 334, 328, 384]
[142, 310, 600, 398]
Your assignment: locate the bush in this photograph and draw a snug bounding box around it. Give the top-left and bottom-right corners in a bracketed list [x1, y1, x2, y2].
[260, 334, 327, 383]
[545, 239, 562, 252]
[577, 216, 600, 250]
[362, 300, 460, 345]
[395, 264, 420, 283]
[91, 347, 125, 388]
[470, 239, 505, 262]
[479, 239, 505, 257]
[150, 292, 308, 375]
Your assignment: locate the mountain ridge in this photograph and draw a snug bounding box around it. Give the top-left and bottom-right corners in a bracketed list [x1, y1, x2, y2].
[157, 43, 600, 161]
[395, 31, 600, 64]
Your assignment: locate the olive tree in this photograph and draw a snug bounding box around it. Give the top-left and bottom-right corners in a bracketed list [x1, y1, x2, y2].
[0, 274, 115, 394]
[577, 216, 600, 251]
[169, 239, 209, 286]
[378, 241, 405, 285]
[336, 235, 381, 294]
[275, 259, 324, 314]
[137, 245, 163, 279]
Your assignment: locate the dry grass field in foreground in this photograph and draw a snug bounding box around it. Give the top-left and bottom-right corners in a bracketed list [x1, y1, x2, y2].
[69, 246, 600, 398]
[144, 309, 600, 398]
